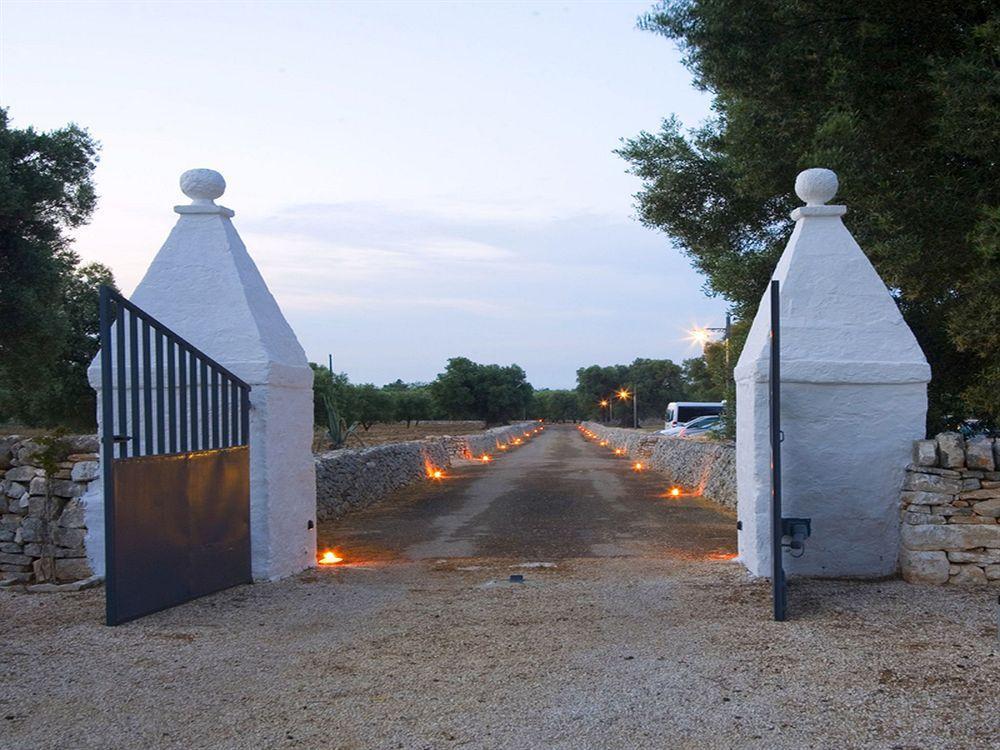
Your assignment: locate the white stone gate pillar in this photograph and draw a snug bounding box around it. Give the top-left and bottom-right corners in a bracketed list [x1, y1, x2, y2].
[734, 169, 930, 578]
[88, 169, 316, 580]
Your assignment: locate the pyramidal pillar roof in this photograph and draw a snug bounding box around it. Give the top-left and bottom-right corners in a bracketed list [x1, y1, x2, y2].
[88, 169, 316, 581]
[734, 169, 929, 579]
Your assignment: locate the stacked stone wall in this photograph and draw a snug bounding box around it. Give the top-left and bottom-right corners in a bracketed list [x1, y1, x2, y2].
[0, 435, 98, 585]
[316, 423, 538, 520]
[900, 433, 1000, 585]
[581, 422, 736, 510]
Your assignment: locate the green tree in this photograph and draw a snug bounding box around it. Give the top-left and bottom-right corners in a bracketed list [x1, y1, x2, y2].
[0, 108, 112, 428]
[430, 357, 533, 425]
[618, 1, 1000, 429]
[576, 359, 688, 424]
[384, 381, 434, 426]
[353, 384, 394, 430]
[530, 389, 583, 422]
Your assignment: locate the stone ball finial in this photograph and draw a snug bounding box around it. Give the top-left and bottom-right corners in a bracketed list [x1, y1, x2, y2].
[794, 168, 838, 206]
[180, 168, 226, 203]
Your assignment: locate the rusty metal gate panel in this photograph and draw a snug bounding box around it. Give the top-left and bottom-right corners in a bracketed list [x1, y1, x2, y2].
[99, 286, 252, 625]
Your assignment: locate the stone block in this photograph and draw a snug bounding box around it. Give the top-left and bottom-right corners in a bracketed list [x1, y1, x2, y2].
[947, 549, 1000, 564]
[961, 478, 981, 491]
[47, 479, 84, 498]
[4, 466, 38, 482]
[18, 517, 44, 543]
[958, 489, 1000, 502]
[912, 439, 937, 466]
[900, 549, 949, 584]
[5, 482, 27, 499]
[900, 490, 953, 506]
[28, 476, 47, 495]
[58, 499, 87, 528]
[905, 512, 943, 524]
[972, 498, 1000, 518]
[28, 496, 66, 520]
[902, 522, 1000, 551]
[965, 436, 995, 471]
[948, 515, 995, 524]
[936, 432, 965, 468]
[70, 461, 100, 482]
[52, 527, 85, 548]
[986, 564, 1000, 581]
[949, 565, 987, 585]
[0, 542, 24, 554]
[0, 563, 31, 573]
[904, 473, 962, 494]
[54, 557, 92, 581]
[0, 551, 32, 566]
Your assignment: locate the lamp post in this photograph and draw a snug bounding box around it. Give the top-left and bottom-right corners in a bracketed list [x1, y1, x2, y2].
[689, 312, 732, 366]
[599, 399, 609, 423]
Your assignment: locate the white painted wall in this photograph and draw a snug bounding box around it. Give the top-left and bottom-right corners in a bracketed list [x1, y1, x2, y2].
[735, 169, 930, 578]
[88, 169, 316, 580]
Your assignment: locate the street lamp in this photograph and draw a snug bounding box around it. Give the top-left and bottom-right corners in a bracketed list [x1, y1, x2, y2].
[617, 386, 637, 429]
[599, 399, 609, 423]
[688, 312, 732, 368]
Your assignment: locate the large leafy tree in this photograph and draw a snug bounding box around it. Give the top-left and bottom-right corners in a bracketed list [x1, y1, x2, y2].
[430, 357, 534, 425]
[576, 358, 689, 423]
[618, 1, 1000, 429]
[0, 108, 114, 427]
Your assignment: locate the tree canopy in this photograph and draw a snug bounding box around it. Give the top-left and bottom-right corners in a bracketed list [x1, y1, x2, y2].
[0, 108, 114, 428]
[430, 357, 534, 425]
[576, 357, 690, 423]
[618, 1, 1000, 429]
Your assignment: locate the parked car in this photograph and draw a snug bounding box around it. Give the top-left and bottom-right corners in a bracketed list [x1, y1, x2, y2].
[663, 401, 724, 431]
[677, 415, 723, 438]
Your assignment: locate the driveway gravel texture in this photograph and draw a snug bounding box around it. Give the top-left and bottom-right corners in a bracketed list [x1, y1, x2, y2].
[2, 425, 997, 750]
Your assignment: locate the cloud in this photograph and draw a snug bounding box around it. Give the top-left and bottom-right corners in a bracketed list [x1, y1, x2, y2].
[237, 198, 726, 387]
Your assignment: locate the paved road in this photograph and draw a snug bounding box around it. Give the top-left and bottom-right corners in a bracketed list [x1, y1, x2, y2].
[321, 424, 736, 563]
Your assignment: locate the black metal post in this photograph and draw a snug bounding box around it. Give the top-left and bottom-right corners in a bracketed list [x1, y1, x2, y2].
[98, 287, 118, 625]
[770, 280, 786, 621]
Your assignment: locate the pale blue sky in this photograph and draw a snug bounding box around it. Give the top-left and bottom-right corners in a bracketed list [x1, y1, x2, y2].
[2, 0, 724, 387]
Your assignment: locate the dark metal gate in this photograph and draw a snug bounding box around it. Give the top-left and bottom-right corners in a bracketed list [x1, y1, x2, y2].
[770, 280, 787, 620]
[98, 286, 252, 625]
[769, 279, 810, 621]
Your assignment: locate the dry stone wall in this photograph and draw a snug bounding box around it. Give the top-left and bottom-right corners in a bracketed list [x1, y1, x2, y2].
[900, 433, 1000, 585]
[316, 423, 539, 520]
[581, 422, 737, 510]
[0, 435, 98, 585]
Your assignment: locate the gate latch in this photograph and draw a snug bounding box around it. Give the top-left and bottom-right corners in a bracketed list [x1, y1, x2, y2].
[781, 517, 811, 557]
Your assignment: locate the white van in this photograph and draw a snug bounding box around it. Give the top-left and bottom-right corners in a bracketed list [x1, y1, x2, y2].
[663, 402, 725, 432]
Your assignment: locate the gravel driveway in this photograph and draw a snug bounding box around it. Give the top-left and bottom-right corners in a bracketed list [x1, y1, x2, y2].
[2, 426, 996, 749]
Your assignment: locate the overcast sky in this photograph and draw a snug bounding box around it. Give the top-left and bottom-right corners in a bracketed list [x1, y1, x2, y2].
[2, 0, 724, 388]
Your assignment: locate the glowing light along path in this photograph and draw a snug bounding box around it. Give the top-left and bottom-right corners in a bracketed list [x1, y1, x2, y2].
[318, 550, 343, 565]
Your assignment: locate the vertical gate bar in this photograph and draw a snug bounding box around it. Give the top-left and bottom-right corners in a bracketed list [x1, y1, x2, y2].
[240, 386, 249, 447]
[167, 337, 177, 454]
[211, 368, 220, 448]
[142, 320, 153, 455]
[200, 360, 210, 449]
[221, 374, 230, 446]
[129, 309, 140, 458]
[155, 329, 165, 454]
[99, 287, 119, 625]
[178, 347, 188, 452]
[115, 299, 127, 459]
[190, 348, 199, 450]
[770, 280, 785, 622]
[230, 382, 240, 445]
